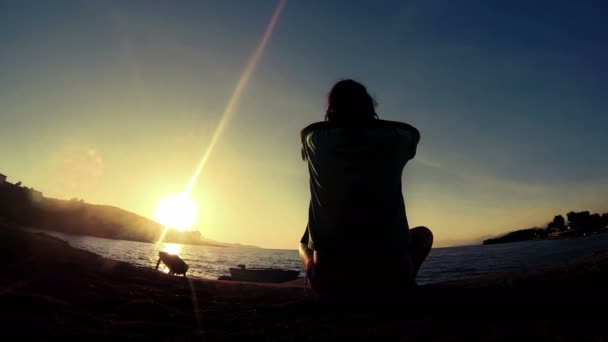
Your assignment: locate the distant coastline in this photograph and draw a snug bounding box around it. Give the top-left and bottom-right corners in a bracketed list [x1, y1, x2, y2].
[0, 173, 260, 248]
[483, 211, 608, 245]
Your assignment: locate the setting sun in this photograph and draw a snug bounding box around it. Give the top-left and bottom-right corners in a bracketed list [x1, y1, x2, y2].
[154, 194, 197, 231]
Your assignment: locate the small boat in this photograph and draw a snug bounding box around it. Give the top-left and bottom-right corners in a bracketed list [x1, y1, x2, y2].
[227, 264, 300, 283]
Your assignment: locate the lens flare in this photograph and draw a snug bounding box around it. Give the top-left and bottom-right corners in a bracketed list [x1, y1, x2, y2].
[156, 0, 286, 245]
[184, 0, 287, 196]
[155, 194, 196, 231]
[162, 243, 182, 256]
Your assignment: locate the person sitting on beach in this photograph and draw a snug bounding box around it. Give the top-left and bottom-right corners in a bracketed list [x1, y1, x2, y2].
[299, 79, 433, 295]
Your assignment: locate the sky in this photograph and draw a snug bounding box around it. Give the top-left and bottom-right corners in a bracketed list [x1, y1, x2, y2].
[1, 0, 607, 249]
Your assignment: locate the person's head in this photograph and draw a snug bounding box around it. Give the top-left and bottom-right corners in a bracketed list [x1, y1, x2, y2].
[325, 79, 378, 122]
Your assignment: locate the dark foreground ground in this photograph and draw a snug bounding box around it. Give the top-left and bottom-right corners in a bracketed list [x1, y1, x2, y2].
[1, 224, 607, 341]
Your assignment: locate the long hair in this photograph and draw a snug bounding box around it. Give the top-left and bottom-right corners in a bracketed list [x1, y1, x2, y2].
[325, 79, 378, 122]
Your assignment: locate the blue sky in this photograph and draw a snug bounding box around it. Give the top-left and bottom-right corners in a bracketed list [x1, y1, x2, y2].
[1, 1, 607, 248]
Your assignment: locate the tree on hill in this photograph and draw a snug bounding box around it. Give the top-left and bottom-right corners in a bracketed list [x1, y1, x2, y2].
[567, 211, 606, 235]
[547, 215, 566, 232]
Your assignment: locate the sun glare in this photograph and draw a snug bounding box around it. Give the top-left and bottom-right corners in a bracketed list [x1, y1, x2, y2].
[162, 243, 182, 255]
[154, 194, 197, 231]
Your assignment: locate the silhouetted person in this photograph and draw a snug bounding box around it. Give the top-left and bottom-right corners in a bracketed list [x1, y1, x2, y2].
[299, 79, 433, 297]
[156, 251, 189, 277]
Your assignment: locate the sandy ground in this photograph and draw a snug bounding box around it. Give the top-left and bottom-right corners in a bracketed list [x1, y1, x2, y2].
[1, 224, 607, 341]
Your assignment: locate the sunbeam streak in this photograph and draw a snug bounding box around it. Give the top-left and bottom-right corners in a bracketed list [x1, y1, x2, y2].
[184, 0, 287, 197]
[156, 0, 286, 246]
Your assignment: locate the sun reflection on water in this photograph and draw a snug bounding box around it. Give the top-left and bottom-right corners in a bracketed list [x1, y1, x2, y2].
[157, 243, 184, 274]
[163, 243, 182, 256]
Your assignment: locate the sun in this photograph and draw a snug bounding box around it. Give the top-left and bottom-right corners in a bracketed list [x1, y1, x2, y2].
[154, 194, 197, 231]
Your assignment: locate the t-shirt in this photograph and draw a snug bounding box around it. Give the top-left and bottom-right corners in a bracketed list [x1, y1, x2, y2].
[300, 119, 420, 258]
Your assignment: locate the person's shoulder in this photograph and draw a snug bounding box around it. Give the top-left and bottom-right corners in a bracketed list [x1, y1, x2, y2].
[300, 121, 332, 142]
[301, 121, 330, 133]
[300, 119, 421, 143]
[375, 119, 420, 143]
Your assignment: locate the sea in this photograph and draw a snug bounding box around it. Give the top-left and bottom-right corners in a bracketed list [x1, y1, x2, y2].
[26, 228, 608, 285]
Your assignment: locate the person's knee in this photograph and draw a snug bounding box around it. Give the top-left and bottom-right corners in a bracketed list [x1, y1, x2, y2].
[411, 226, 433, 247]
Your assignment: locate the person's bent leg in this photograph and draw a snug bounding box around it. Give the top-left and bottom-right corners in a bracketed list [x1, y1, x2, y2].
[409, 226, 433, 278]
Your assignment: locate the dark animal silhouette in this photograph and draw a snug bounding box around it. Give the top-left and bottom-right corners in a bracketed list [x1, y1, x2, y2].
[155, 251, 189, 277]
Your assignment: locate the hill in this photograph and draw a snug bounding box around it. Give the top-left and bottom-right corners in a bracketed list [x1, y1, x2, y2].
[482, 227, 547, 245]
[483, 211, 608, 245]
[0, 180, 255, 247]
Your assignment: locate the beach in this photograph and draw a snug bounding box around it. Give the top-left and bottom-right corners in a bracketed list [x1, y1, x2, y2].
[1, 224, 607, 340]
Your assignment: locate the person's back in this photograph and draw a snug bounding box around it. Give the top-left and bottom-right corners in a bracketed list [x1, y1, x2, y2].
[301, 119, 419, 257]
[298, 80, 433, 295]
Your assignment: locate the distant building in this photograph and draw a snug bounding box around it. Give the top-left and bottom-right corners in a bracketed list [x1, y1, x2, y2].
[29, 188, 43, 203]
[0, 173, 43, 202]
[0, 173, 13, 189]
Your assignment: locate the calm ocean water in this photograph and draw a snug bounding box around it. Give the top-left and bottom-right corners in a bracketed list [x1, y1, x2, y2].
[28, 228, 608, 284]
